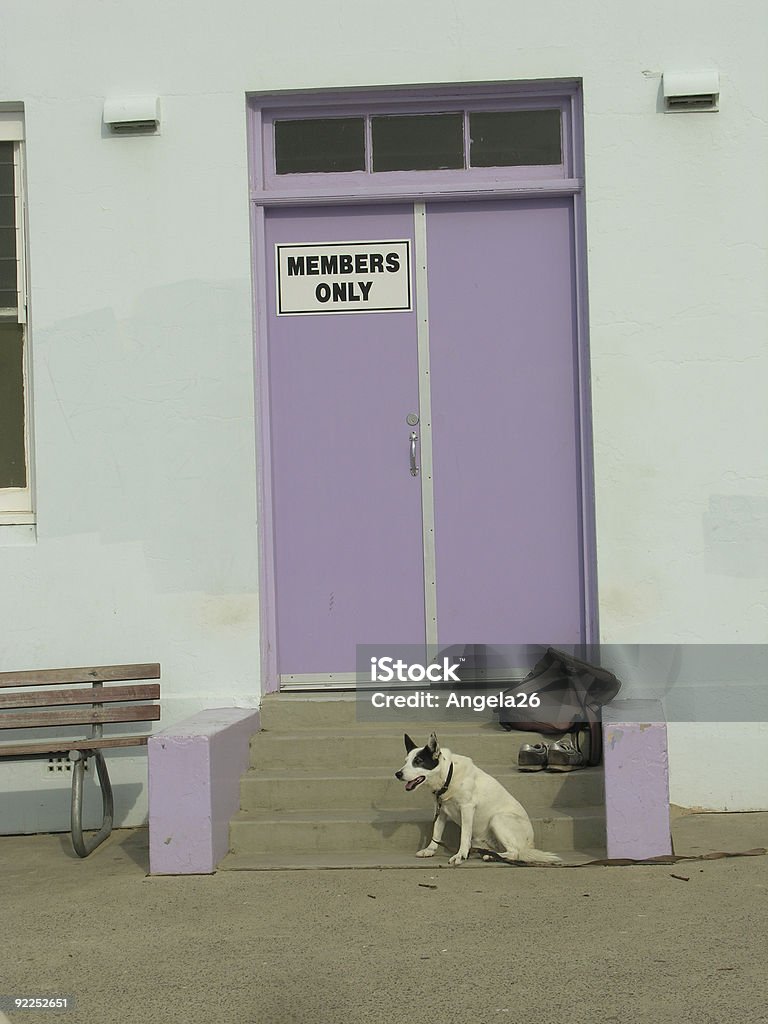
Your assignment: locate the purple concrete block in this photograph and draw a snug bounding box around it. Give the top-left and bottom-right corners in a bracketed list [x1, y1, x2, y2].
[603, 699, 672, 860]
[148, 708, 260, 874]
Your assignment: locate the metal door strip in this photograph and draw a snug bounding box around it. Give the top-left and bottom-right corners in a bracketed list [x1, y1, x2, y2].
[413, 202, 438, 649]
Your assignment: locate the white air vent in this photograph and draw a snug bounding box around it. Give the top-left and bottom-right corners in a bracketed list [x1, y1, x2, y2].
[103, 96, 160, 134]
[663, 71, 719, 112]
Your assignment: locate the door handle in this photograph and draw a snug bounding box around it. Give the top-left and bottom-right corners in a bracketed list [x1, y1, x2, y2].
[410, 431, 419, 476]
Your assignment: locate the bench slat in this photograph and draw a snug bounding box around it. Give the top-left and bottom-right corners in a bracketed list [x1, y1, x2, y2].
[0, 735, 151, 757]
[0, 705, 160, 730]
[0, 663, 161, 688]
[0, 683, 160, 711]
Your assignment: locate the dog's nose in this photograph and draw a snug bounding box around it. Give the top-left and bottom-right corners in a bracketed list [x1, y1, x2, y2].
[395, 770, 403, 780]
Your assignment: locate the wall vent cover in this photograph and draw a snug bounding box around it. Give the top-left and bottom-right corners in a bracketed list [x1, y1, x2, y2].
[663, 71, 719, 112]
[103, 96, 161, 134]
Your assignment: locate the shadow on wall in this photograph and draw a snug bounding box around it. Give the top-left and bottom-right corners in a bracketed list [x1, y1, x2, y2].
[703, 495, 768, 579]
[600, 644, 768, 726]
[0, 777, 145, 837]
[34, 277, 258, 596]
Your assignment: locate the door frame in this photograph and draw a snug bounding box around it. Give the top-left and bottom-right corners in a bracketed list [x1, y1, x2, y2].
[247, 80, 598, 694]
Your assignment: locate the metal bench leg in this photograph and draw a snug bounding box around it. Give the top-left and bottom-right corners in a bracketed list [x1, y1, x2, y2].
[69, 749, 115, 858]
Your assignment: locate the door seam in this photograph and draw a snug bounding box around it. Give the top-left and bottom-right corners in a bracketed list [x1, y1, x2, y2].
[414, 202, 439, 650]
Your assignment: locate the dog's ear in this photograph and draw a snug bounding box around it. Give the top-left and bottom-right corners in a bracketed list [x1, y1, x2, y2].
[427, 732, 441, 757]
[404, 733, 418, 753]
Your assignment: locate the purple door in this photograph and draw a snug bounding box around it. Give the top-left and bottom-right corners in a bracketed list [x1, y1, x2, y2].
[265, 205, 426, 679]
[426, 198, 586, 646]
[265, 198, 589, 684]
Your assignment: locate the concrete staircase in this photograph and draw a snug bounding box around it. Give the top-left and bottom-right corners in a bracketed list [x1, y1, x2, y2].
[218, 695, 606, 869]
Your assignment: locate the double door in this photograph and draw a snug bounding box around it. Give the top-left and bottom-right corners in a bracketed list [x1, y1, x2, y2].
[264, 197, 590, 685]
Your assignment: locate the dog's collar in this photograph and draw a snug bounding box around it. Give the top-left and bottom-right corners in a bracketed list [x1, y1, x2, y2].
[434, 761, 454, 802]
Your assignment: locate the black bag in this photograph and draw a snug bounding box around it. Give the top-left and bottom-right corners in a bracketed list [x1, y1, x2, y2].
[496, 647, 621, 766]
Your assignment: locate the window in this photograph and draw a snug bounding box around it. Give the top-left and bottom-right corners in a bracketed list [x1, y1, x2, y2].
[0, 140, 20, 317]
[469, 109, 561, 167]
[271, 106, 564, 178]
[0, 323, 26, 491]
[0, 111, 31, 522]
[274, 118, 365, 174]
[371, 113, 464, 171]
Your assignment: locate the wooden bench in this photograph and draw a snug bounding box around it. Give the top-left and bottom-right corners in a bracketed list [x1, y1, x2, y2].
[0, 664, 160, 857]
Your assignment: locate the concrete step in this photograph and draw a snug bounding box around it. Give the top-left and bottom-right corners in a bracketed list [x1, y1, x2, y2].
[239, 765, 604, 812]
[259, 693, 523, 732]
[228, 804, 605, 856]
[223, 695, 605, 869]
[250, 727, 556, 769]
[218, 847, 605, 870]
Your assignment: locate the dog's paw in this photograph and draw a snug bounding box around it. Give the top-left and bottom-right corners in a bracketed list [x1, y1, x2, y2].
[416, 847, 436, 858]
[448, 852, 467, 866]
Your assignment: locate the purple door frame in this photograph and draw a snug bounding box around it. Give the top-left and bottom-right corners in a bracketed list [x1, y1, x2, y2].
[248, 82, 598, 693]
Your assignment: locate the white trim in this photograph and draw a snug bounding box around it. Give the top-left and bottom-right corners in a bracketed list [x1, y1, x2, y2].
[413, 203, 438, 648]
[279, 668, 528, 692]
[0, 509, 34, 524]
[0, 111, 24, 142]
[280, 673, 361, 683]
[0, 490, 32, 514]
[280, 673, 366, 691]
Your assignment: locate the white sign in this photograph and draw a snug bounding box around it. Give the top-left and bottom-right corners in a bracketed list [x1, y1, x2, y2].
[276, 240, 412, 315]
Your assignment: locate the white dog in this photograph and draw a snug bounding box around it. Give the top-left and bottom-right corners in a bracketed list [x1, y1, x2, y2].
[395, 732, 561, 866]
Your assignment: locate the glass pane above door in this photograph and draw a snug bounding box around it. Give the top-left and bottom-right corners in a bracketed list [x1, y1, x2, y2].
[469, 109, 562, 167]
[371, 114, 464, 171]
[274, 117, 366, 174]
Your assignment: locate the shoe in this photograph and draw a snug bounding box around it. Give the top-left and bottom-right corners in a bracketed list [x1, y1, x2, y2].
[547, 737, 586, 772]
[518, 742, 548, 772]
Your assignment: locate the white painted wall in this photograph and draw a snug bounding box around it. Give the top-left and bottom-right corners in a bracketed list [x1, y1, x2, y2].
[0, 0, 765, 826]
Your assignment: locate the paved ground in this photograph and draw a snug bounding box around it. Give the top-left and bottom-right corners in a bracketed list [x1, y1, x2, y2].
[1, 813, 767, 1024]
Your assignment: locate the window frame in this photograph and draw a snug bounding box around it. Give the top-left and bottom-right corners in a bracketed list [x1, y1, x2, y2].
[249, 83, 579, 202]
[0, 109, 33, 523]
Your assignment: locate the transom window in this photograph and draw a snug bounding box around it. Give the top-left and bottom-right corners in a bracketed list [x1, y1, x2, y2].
[272, 108, 562, 176]
[250, 84, 581, 196]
